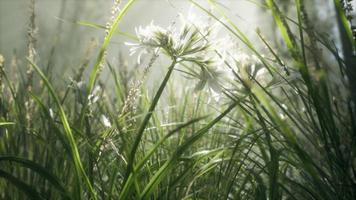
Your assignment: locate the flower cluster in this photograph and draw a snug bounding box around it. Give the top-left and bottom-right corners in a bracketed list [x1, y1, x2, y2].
[126, 20, 212, 64]
[126, 17, 274, 100]
[233, 53, 272, 88]
[125, 22, 166, 64]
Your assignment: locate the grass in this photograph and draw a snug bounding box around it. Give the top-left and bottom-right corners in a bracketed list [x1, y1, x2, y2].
[0, 0, 355, 199]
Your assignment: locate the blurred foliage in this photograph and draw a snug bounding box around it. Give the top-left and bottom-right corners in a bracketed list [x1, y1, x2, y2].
[0, 0, 355, 199]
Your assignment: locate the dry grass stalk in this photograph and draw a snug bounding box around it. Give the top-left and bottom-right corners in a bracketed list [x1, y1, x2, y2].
[25, 0, 37, 131]
[119, 52, 159, 124]
[96, 0, 122, 77]
[26, 0, 37, 93]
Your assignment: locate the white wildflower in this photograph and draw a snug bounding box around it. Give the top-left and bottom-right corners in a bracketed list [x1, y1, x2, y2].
[230, 51, 272, 88]
[101, 115, 112, 128]
[126, 18, 214, 65]
[279, 113, 286, 120]
[125, 21, 166, 64]
[49, 108, 54, 119]
[281, 103, 288, 110]
[88, 85, 101, 105]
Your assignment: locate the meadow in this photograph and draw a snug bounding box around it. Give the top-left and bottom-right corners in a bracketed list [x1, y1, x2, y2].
[0, 0, 356, 199]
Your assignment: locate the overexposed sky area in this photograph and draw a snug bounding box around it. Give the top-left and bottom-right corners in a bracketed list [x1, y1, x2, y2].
[0, 0, 262, 63]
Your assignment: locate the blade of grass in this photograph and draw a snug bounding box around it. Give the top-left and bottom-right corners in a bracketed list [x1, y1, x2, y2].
[78, 0, 137, 128]
[0, 169, 45, 200]
[139, 101, 238, 199]
[125, 59, 177, 175]
[76, 20, 137, 41]
[0, 122, 15, 127]
[118, 116, 207, 198]
[27, 59, 96, 199]
[0, 156, 70, 199]
[87, 0, 136, 95]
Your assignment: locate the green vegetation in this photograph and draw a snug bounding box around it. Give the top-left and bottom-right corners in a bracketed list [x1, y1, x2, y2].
[0, 0, 355, 199]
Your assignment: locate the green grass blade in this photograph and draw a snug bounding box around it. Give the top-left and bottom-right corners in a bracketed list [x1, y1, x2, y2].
[0, 122, 15, 127]
[135, 116, 207, 171]
[333, 0, 356, 48]
[87, 0, 136, 94]
[27, 59, 96, 199]
[118, 116, 206, 198]
[30, 93, 71, 156]
[77, 0, 137, 129]
[0, 169, 45, 200]
[125, 60, 177, 181]
[265, 0, 299, 58]
[76, 21, 137, 41]
[139, 101, 238, 199]
[0, 156, 70, 199]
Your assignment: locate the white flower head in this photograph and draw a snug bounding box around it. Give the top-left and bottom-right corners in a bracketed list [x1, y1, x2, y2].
[279, 113, 286, 120]
[88, 85, 101, 105]
[101, 115, 112, 128]
[49, 108, 54, 119]
[229, 50, 272, 87]
[281, 103, 288, 110]
[126, 18, 214, 64]
[125, 21, 167, 64]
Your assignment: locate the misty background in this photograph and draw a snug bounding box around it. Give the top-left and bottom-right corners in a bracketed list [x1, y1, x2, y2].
[0, 1, 261, 70]
[0, 0, 346, 83]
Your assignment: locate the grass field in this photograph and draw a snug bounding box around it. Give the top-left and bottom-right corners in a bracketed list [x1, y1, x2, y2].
[0, 0, 356, 199]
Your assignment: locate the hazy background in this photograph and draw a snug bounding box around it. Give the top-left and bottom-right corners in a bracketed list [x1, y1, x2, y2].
[0, 1, 263, 73]
[0, 0, 348, 84]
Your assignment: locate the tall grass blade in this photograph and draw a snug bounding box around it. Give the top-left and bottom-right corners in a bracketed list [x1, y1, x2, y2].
[0, 156, 70, 199]
[27, 59, 96, 199]
[0, 169, 45, 200]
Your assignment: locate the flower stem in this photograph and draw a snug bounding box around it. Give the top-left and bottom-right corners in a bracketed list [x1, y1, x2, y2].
[126, 58, 177, 178]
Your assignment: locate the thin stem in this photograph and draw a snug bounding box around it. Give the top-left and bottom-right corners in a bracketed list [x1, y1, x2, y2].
[125, 58, 177, 180]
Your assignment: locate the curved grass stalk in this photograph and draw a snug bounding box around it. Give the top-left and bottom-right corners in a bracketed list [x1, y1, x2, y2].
[139, 101, 238, 199]
[87, 0, 137, 93]
[121, 59, 177, 198]
[118, 116, 206, 199]
[0, 169, 45, 200]
[0, 156, 70, 199]
[76, 20, 138, 41]
[0, 122, 15, 127]
[28, 59, 96, 199]
[79, 0, 137, 126]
